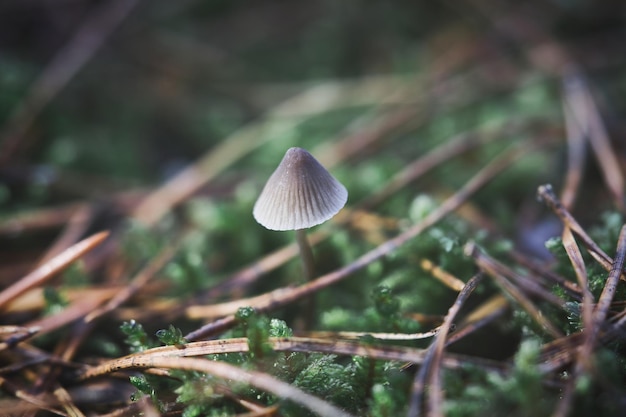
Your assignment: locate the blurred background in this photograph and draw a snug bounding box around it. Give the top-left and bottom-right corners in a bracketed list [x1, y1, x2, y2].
[1, 0, 624, 183]
[1, 0, 625, 282]
[1, 2, 626, 415]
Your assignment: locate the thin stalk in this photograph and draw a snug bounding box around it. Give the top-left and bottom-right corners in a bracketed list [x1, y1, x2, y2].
[296, 229, 316, 328]
[295, 229, 315, 281]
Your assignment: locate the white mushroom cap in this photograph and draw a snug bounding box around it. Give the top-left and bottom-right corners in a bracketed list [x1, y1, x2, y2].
[253, 147, 348, 231]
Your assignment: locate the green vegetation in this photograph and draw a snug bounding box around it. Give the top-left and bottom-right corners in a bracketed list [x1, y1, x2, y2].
[1, 1, 625, 416]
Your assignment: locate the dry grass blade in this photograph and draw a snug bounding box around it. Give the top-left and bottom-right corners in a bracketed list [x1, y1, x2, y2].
[273, 338, 503, 371]
[32, 232, 187, 385]
[0, 325, 39, 338]
[214, 383, 277, 414]
[359, 118, 537, 210]
[237, 406, 279, 416]
[4, 292, 113, 349]
[407, 274, 483, 417]
[537, 331, 581, 370]
[0, 231, 109, 311]
[81, 355, 355, 417]
[467, 243, 564, 307]
[554, 225, 626, 417]
[509, 251, 581, 299]
[419, 258, 466, 291]
[90, 393, 159, 417]
[312, 60, 518, 169]
[315, 105, 420, 169]
[552, 226, 595, 417]
[426, 274, 483, 417]
[538, 184, 622, 279]
[464, 242, 563, 338]
[563, 72, 625, 210]
[0, 202, 87, 237]
[300, 329, 440, 341]
[593, 224, 626, 326]
[561, 227, 594, 334]
[36, 205, 94, 266]
[446, 294, 509, 346]
[132, 121, 275, 226]
[84, 231, 185, 323]
[186, 143, 535, 341]
[3, 287, 121, 315]
[560, 74, 588, 210]
[53, 386, 85, 417]
[199, 231, 329, 300]
[80, 336, 506, 380]
[0, 376, 66, 416]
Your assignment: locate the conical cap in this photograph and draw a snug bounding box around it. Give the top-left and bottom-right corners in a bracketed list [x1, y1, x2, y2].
[253, 147, 348, 231]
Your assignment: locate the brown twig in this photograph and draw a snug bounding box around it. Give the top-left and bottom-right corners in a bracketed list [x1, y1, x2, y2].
[551, 226, 595, 417]
[0, 376, 66, 416]
[426, 274, 483, 417]
[467, 243, 565, 307]
[446, 294, 509, 346]
[0, 202, 86, 237]
[419, 258, 466, 291]
[83, 355, 355, 417]
[563, 71, 625, 210]
[561, 227, 595, 336]
[407, 274, 483, 417]
[4, 292, 113, 349]
[508, 250, 581, 300]
[464, 242, 563, 338]
[298, 329, 440, 341]
[36, 205, 95, 266]
[358, 118, 538, 209]
[53, 386, 85, 417]
[560, 73, 588, 210]
[79, 336, 506, 381]
[553, 225, 626, 417]
[538, 184, 622, 279]
[587, 225, 626, 349]
[0, 231, 109, 311]
[9, 230, 185, 404]
[84, 232, 185, 324]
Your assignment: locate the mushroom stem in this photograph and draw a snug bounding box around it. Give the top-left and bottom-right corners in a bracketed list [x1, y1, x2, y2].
[295, 228, 317, 329]
[295, 229, 315, 281]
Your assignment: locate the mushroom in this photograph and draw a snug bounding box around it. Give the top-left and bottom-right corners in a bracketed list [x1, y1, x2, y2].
[253, 147, 348, 281]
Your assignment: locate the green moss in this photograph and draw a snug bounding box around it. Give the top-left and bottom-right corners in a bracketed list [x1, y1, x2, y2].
[446, 340, 554, 417]
[156, 324, 186, 346]
[120, 320, 155, 353]
[42, 286, 68, 316]
[291, 355, 363, 415]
